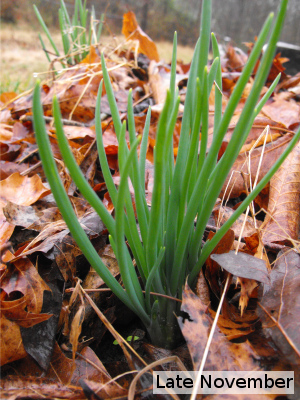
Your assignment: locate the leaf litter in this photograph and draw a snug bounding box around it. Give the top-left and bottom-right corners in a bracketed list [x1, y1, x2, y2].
[1, 10, 300, 400]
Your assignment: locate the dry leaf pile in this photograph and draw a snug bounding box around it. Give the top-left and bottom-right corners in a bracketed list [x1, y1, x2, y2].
[1, 11, 300, 400]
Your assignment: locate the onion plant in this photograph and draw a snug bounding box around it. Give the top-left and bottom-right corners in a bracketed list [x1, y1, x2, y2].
[33, 0, 299, 349]
[34, 0, 104, 66]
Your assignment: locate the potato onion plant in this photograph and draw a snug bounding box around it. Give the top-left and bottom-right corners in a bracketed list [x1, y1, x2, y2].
[33, 0, 299, 349]
[34, 0, 104, 66]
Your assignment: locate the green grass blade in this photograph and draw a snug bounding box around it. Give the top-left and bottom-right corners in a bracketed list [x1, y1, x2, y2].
[139, 107, 151, 194]
[254, 73, 281, 116]
[60, 0, 71, 26]
[34, 5, 61, 58]
[59, 8, 72, 64]
[95, 82, 118, 205]
[97, 13, 105, 42]
[38, 34, 52, 64]
[185, 78, 202, 204]
[127, 91, 149, 245]
[52, 94, 115, 234]
[114, 133, 150, 325]
[169, 32, 177, 105]
[211, 33, 223, 134]
[101, 53, 122, 138]
[190, 0, 289, 280]
[145, 246, 165, 313]
[203, 13, 273, 175]
[197, 0, 211, 83]
[190, 124, 300, 283]
[197, 66, 209, 175]
[32, 82, 134, 313]
[146, 92, 172, 271]
[117, 122, 147, 276]
[207, 57, 219, 93]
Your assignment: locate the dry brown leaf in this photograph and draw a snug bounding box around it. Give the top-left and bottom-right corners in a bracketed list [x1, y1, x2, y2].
[179, 284, 270, 372]
[225, 44, 248, 72]
[262, 139, 300, 245]
[0, 172, 50, 207]
[210, 251, 270, 285]
[258, 248, 300, 365]
[0, 257, 50, 315]
[236, 277, 258, 316]
[69, 305, 85, 361]
[205, 229, 234, 299]
[208, 307, 256, 340]
[0, 173, 50, 249]
[214, 206, 261, 238]
[0, 257, 52, 366]
[262, 96, 300, 129]
[148, 61, 169, 105]
[0, 315, 27, 366]
[122, 11, 159, 62]
[0, 376, 84, 399]
[72, 347, 128, 398]
[220, 133, 294, 199]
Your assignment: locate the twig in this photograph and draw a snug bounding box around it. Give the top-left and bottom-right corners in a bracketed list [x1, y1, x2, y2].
[21, 114, 88, 127]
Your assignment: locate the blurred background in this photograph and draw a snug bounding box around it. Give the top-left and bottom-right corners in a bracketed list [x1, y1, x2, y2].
[1, 0, 300, 93]
[1, 0, 300, 46]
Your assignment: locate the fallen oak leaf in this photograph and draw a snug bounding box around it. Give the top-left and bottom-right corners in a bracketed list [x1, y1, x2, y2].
[0, 256, 50, 315]
[208, 307, 256, 340]
[0, 294, 52, 328]
[0, 256, 52, 366]
[178, 284, 271, 372]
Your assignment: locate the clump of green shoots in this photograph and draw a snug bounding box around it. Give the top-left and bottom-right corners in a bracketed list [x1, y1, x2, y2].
[33, 0, 299, 349]
[34, 0, 104, 66]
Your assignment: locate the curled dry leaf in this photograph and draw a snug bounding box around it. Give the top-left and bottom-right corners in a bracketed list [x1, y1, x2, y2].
[205, 229, 235, 299]
[12, 209, 104, 263]
[236, 277, 259, 316]
[70, 305, 85, 361]
[0, 257, 52, 366]
[122, 11, 159, 62]
[208, 307, 256, 340]
[0, 172, 50, 249]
